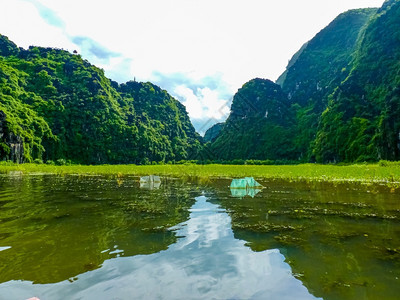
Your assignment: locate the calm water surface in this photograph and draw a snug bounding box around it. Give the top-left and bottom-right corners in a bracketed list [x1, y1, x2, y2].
[0, 175, 399, 299]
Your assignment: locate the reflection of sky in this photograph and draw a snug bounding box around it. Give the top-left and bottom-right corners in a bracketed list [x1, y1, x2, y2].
[0, 196, 320, 300]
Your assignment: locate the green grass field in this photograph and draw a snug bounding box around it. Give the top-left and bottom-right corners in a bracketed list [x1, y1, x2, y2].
[1, 163, 400, 186]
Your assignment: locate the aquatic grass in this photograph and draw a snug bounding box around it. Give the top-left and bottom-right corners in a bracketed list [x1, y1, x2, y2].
[0, 163, 399, 186]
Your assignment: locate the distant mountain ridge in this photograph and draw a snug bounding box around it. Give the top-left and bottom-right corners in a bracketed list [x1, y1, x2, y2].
[203, 122, 224, 143]
[208, 1, 400, 163]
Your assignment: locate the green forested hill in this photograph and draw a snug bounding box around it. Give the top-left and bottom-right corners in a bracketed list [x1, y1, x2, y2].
[277, 8, 377, 161]
[203, 122, 224, 143]
[210, 1, 400, 163]
[118, 81, 201, 162]
[0, 35, 201, 164]
[314, 0, 400, 162]
[209, 78, 295, 161]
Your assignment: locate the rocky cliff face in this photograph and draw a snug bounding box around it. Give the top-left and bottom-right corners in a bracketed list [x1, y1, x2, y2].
[0, 111, 24, 163]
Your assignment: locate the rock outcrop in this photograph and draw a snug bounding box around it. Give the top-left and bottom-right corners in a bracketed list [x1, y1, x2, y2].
[0, 111, 24, 163]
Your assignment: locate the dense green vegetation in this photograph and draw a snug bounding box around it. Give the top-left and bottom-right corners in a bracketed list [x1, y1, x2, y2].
[0, 35, 201, 164]
[209, 1, 400, 163]
[203, 122, 224, 143]
[314, 0, 400, 162]
[279, 8, 377, 161]
[209, 78, 296, 160]
[1, 162, 400, 187]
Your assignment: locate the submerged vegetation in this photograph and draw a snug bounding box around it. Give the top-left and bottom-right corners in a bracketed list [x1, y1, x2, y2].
[0, 170, 398, 299]
[210, 179, 400, 300]
[0, 175, 198, 283]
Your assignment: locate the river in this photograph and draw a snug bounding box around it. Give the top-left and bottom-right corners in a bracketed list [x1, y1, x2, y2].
[0, 175, 398, 299]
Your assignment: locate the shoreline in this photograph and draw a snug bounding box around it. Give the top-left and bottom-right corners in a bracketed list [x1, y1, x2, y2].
[0, 163, 399, 187]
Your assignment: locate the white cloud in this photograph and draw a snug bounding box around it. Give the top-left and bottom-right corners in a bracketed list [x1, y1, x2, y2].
[174, 85, 204, 119]
[0, 0, 386, 133]
[174, 85, 230, 122]
[0, 0, 74, 50]
[199, 88, 230, 120]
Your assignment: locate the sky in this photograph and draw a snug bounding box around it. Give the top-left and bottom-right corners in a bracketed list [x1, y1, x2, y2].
[0, 0, 385, 134]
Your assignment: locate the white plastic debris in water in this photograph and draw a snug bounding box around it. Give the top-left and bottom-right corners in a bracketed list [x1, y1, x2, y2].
[8, 171, 23, 177]
[0, 246, 11, 252]
[140, 175, 161, 190]
[140, 175, 161, 183]
[230, 177, 263, 189]
[230, 177, 263, 198]
[230, 188, 262, 198]
[140, 181, 161, 190]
